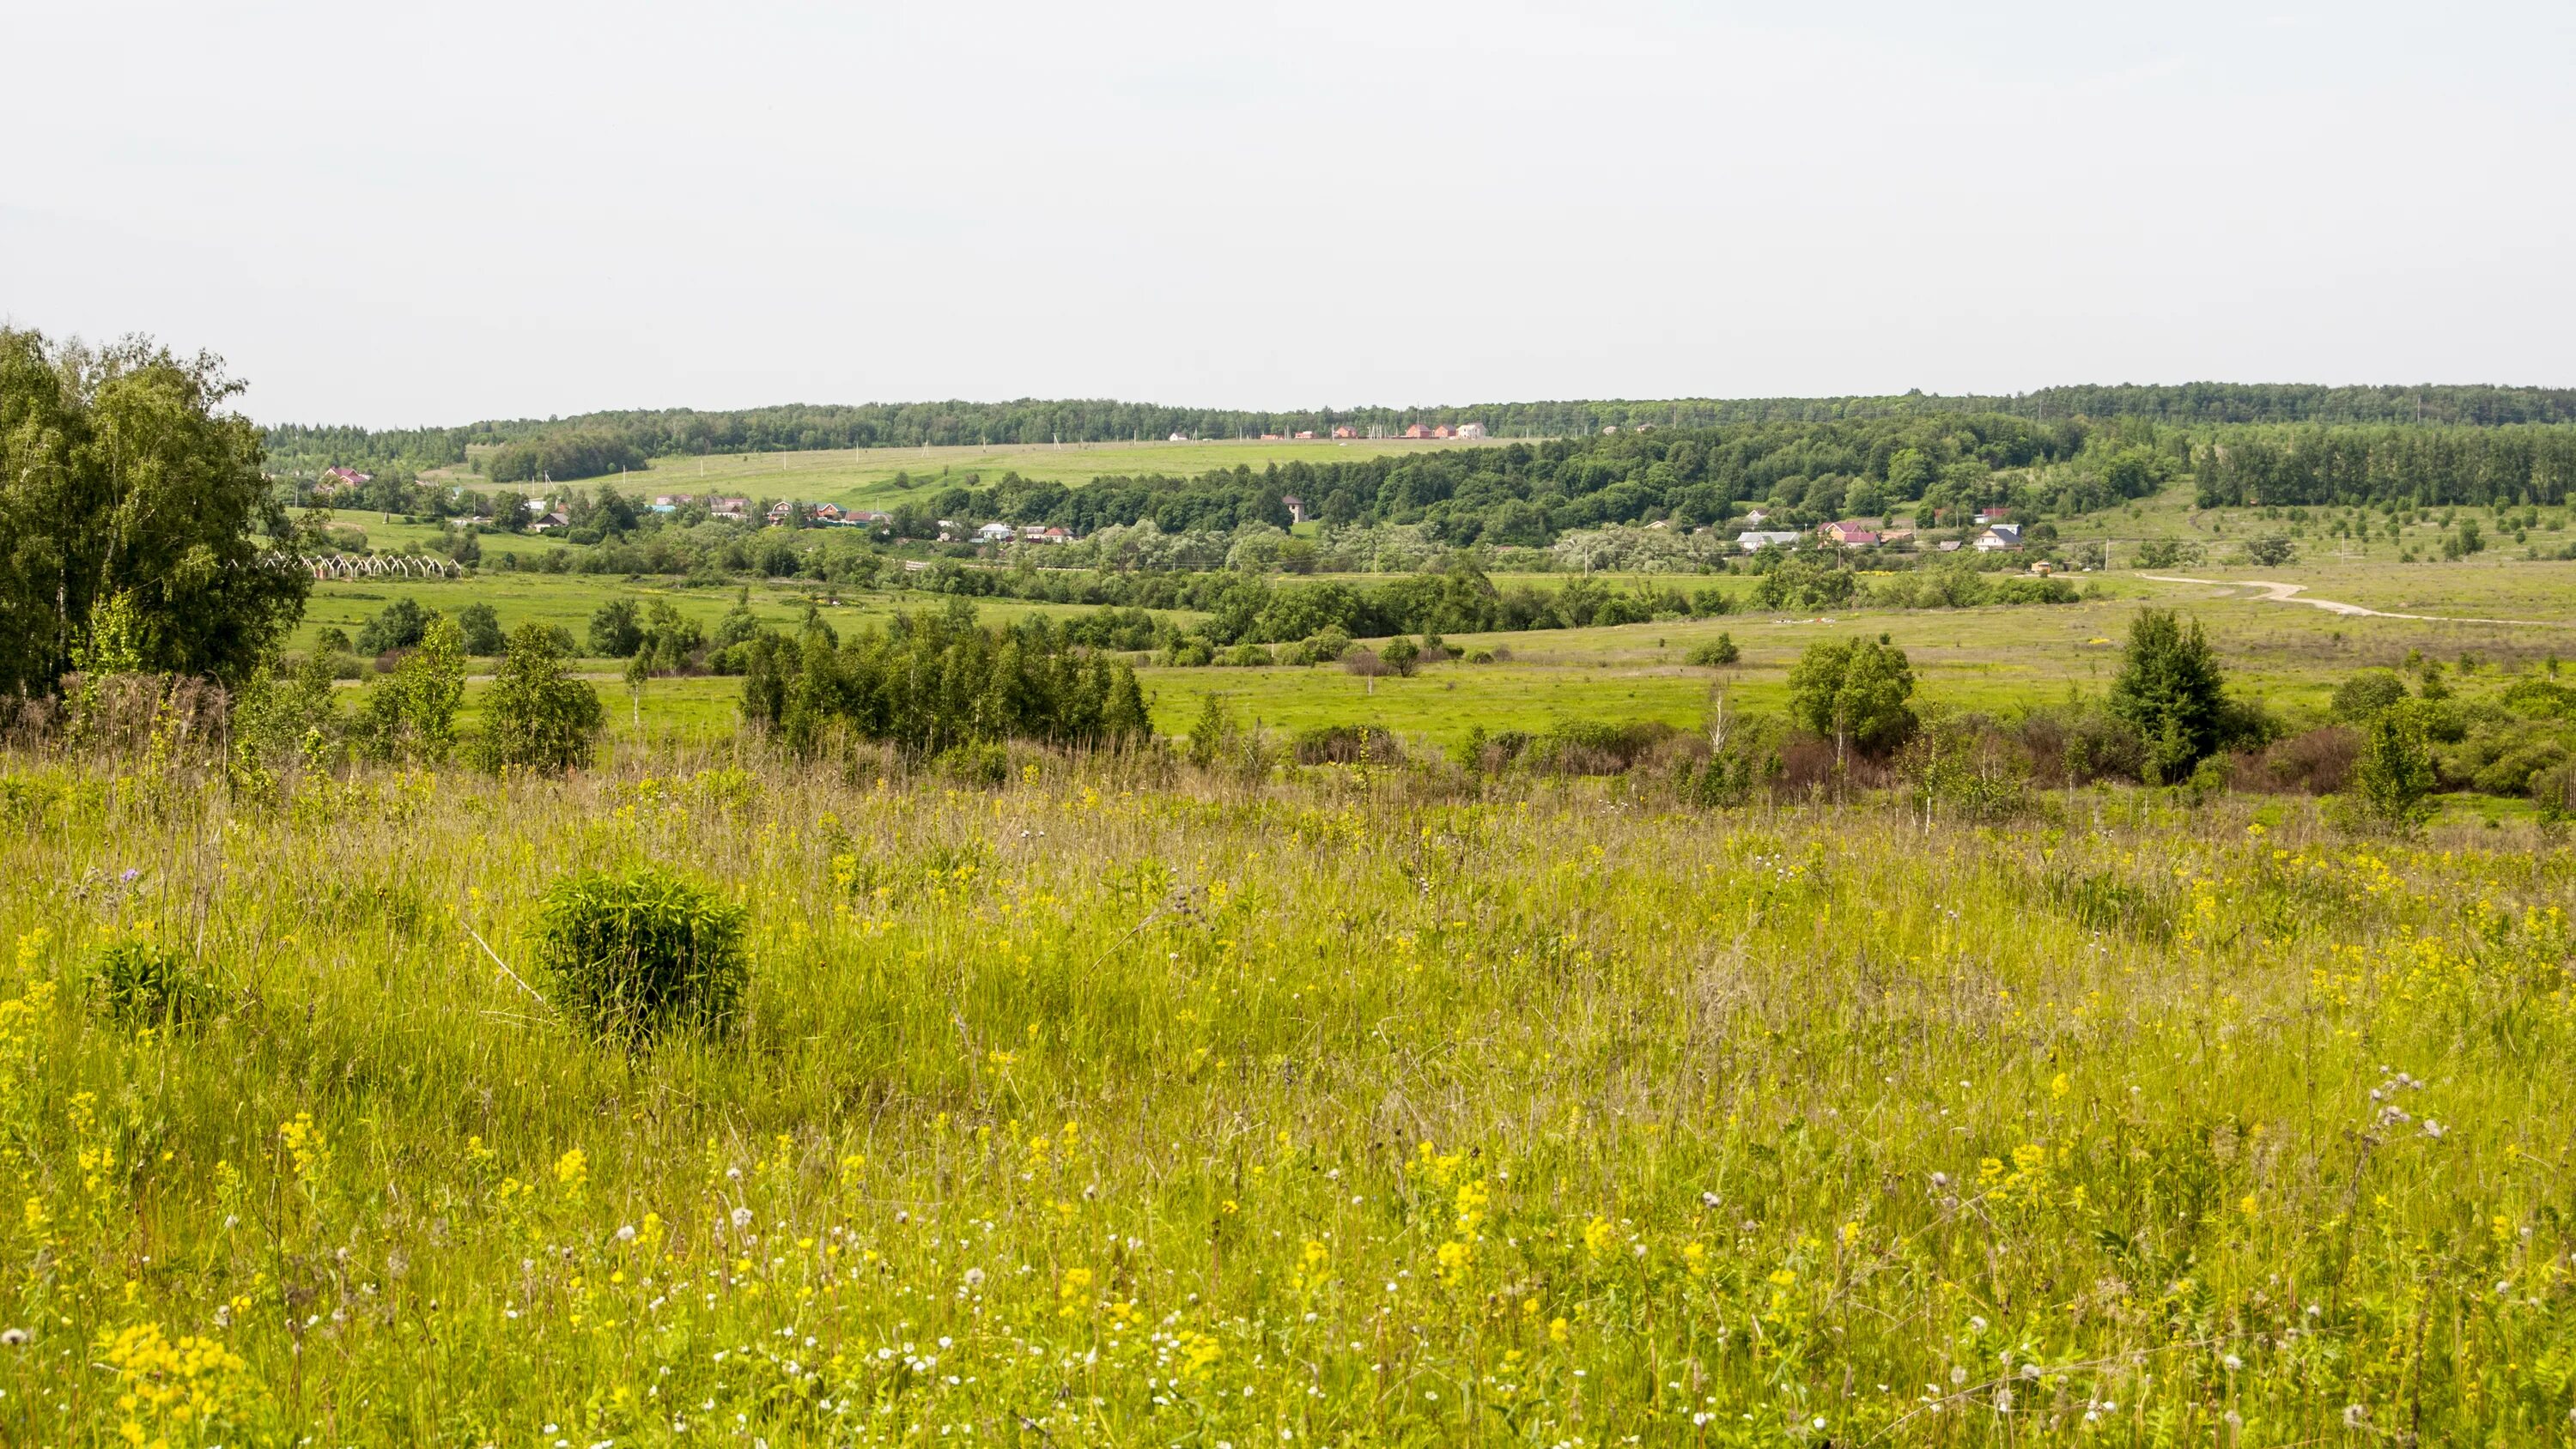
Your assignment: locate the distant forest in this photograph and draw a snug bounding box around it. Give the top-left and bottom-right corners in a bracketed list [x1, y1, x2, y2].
[261, 383, 2576, 482]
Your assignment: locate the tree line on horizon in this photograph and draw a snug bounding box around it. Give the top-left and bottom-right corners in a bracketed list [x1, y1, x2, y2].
[261, 382, 2576, 482]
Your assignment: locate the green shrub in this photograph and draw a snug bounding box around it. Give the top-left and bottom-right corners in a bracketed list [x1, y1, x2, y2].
[530, 867, 750, 1047]
[1686, 634, 1741, 667]
[934, 742, 1012, 787]
[2332, 669, 2409, 723]
[2353, 705, 2437, 826]
[477, 623, 605, 774]
[88, 937, 219, 1028]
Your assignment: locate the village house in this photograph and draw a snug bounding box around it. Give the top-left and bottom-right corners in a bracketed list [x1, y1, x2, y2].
[1294, 430, 1317, 440]
[1331, 426, 1358, 439]
[1403, 423, 1433, 439]
[648, 493, 696, 512]
[529, 509, 571, 533]
[708, 496, 750, 520]
[1281, 494, 1306, 524]
[1975, 523, 2023, 552]
[1741, 507, 1770, 526]
[1737, 530, 1801, 554]
[317, 465, 374, 496]
[976, 521, 1017, 543]
[764, 500, 847, 526]
[1819, 519, 1884, 548]
[1168, 431, 1189, 442]
[1455, 421, 1487, 440]
[1978, 506, 2013, 524]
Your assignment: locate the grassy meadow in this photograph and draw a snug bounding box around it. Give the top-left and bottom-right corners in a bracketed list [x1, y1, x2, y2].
[433, 437, 1510, 512]
[1, 745, 2572, 1446]
[302, 563, 2576, 767]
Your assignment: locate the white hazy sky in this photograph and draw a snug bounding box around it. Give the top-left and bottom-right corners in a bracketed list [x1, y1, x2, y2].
[6, 0, 2572, 427]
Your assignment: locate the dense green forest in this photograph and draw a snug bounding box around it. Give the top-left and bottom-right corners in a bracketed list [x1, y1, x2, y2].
[2196, 426, 2576, 507]
[261, 383, 2576, 480]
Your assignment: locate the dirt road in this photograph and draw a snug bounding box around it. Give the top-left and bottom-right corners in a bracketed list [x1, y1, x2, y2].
[2138, 575, 2560, 628]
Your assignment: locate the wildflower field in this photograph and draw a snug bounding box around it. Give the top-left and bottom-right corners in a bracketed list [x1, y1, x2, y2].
[1, 753, 2572, 1446]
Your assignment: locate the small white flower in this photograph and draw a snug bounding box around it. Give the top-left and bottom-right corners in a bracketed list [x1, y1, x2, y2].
[2423, 1119, 2446, 1138]
[616, 1224, 637, 1243]
[2223, 1354, 2243, 1371]
[731, 1207, 754, 1230]
[0, 1328, 27, 1347]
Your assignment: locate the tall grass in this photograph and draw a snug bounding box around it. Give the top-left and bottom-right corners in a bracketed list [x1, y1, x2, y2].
[0, 747, 2568, 1445]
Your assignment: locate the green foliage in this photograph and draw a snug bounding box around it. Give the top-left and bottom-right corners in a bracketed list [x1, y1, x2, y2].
[485, 429, 647, 484]
[0, 329, 307, 694]
[455, 602, 507, 656]
[634, 600, 705, 676]
[358, 615, 468, 763]
[2242, 532, 2299, 567]
[529, 866, 749, 1047]
[1186, 692, 1234, 768]
[88, 936, 219, 1029]
[1751, 557, 1860, 611]
[1686, 634, 1740, 667]
[355, 597, 432, 656]
[476, 623, 605, 773]
[588, 599, 644, 658]
[2129, 537, 2202, 569]
[1378, 637, 1421, 677]
[742, 604, 1150, 757]
[2109, 609, 2229, 785]
[933, 742, 1012, 788]
[2352, 704, 2437, 826]
[1897, 710, 2032, 824]
[1786, 637, 1916, 765]
[2330, 669, 2410, 723]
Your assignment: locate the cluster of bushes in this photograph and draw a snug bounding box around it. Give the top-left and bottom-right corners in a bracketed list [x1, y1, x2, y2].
[737, 602, 1151, 758]
[238, 613, 604, 777]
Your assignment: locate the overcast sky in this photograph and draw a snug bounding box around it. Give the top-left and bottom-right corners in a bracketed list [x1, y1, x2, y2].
[6, 1, 2572, 427]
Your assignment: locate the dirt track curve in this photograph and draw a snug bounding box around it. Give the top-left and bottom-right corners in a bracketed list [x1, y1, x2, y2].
[2137, 575, 2562, 628]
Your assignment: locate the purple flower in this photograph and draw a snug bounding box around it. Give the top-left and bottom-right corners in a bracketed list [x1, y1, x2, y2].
[120, 869, 140, 883]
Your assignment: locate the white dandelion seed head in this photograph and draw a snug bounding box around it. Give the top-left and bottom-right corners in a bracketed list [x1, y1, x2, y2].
[731, 1208, 754, 1230]
[616, 1224, 637, 1243]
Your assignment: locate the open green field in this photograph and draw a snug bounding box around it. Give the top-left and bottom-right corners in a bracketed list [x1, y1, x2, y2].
[432, 436, 1509, 511]
[313, 561, 2575, 760]
[3, 748, 2570, 1444]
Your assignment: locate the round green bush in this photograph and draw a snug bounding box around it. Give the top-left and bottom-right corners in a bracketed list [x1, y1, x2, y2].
[530, 867, 750, 1048]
